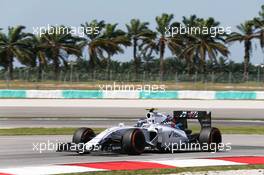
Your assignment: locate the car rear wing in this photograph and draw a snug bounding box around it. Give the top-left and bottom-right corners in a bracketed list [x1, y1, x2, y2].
[173, 111, 211, 130]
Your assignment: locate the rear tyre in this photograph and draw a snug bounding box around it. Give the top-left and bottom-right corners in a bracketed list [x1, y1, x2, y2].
[122, 129, 145, 155]
[199, 127, 222, 151]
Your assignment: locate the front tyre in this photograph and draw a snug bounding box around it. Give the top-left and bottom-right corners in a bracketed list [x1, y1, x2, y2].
[72, 127, 95, 154]
[72, 127, 95, 144]
[122, 129, 145, 155]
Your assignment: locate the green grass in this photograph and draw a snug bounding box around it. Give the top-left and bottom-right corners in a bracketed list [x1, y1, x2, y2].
[189, 125, 264, 135]
[0, 128, 105, 136]
[0, 125, 264, 135]
[62, 165, 264, 175]
[216, 126, 264, 134]
[1, 80, 264, 90]
[212, 118, 264, 121]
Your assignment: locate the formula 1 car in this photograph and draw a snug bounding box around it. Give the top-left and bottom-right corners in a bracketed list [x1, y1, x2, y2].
[57, 109, 222, 155]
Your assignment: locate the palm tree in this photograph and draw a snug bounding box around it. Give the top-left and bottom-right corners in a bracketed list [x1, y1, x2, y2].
[101, 23, 131, 79]
[0, 28, 7, 69]
[207, 56, 229, 73]
[81, 20, 107, 69]
[31, 35, 48, 81]
[126, 19, 154, 79]
[226, 21, 257, 81]
[155, 13, 183, 80]
[253, 5, 264, 50]
[41, 26, 83, 80]
[181, 15, 200, 74]
[0, 26, 34, 80]
[181, 16, 229, 78]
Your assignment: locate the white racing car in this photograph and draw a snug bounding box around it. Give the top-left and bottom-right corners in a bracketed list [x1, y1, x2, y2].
[57, 109, 222, 155]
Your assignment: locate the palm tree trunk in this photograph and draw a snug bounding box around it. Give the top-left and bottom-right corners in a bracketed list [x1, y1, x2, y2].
[107, 55, 111, 80]
[199, 49, 207, 82]
[54, 58, 59, 81]
[159, 39, 165, 81]
[37, 61, 42, 82]
[7, 52, 13, 80]
[243, 41, 250, 81]
[202, 59, 207, 82]
[187, 58, 192, 76]
[133, 38, 139, 80]
[52, 49, 60, 81]
[88, 50, 95, 80]
[8, 60, 13, 80]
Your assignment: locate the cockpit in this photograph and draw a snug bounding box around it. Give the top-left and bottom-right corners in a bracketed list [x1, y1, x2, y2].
[145, 112, 167, 124]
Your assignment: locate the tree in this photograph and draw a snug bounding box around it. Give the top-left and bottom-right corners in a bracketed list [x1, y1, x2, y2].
[81, 20, 107, 70]
[155, 13, 183, 80]
[101, 23, 131, 79]
[41, 26, 83, 80]
[0, 26, 34, 80]
[253, 5, 264, 50]
[181, 16, 229, 78]
[207, 56, 229, 73]
[0, 28, 7, 69]
[31, 35, 49, 81]
[126, 19, 154, 79]
[226, 21, 257, 81]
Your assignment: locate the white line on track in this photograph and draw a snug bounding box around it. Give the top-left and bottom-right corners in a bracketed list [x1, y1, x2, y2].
[1, 99, 264, 109]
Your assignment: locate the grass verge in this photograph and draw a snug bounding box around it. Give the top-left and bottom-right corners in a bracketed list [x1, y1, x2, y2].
[189, 125, 264, 135]
[1, 80, 264, 90]
[0, 128, 104, 136]
[63, 165, 264, 175]
[0, 125, 264, 135]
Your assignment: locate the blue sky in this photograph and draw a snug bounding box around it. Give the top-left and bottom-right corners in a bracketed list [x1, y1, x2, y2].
[1, 0, 264, 64]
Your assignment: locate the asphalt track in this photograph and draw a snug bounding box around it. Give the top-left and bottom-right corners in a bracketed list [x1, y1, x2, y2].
[0, 134, 263, 168]
[0, 99, 264, 119]
[0, 99, 263, 169]
[1, 118, 264, 128]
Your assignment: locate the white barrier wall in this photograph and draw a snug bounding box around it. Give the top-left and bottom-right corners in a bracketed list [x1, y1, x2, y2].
[0, 90, 263, 100]
[26, 90, 63, 98]
[102, 91, 139, 99]
[177, 90, 215, 100]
